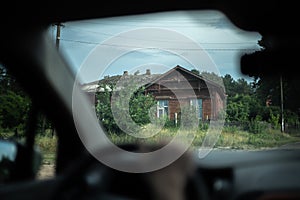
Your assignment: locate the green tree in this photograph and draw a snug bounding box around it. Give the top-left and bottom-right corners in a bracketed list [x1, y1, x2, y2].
[235, 78, 252, 95]
[246, 37, 300, 129]
[0, 64, 31, 135]
[95, 77, 156, 134]
[200, 71, 223, 86]
[222, 74, 235, 97]
[190, 69, 200, 75]
[0, 90, 31, 134]
[129, 87, 156, 126]
[226, 94, 261, 122]
[222, 74, 253, 97]
[226, 95, 250, 122]
[95, 83, 118, 133]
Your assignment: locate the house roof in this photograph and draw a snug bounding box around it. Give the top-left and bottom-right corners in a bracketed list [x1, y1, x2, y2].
[81, 73, 160, 93]
[145, 65, 225, 92]
[81, 82, 112, 92]
[81, 65, 225, 97]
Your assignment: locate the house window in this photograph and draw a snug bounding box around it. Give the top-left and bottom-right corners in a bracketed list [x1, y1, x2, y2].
[190, 99, 203, 119]
[157, 100, 169, 118]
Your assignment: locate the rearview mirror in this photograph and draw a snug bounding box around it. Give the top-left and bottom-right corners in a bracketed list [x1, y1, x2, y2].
[0, 140, 42, 183]
[0, 140, 17, 182]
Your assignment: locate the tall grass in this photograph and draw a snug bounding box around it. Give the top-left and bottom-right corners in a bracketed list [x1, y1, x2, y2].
[108, 127, 300, 150]
[34, 135, 57, 165]
[2, 126, 300, 166]
[35, 135, 57, 153]
[0, 129, 58, 164]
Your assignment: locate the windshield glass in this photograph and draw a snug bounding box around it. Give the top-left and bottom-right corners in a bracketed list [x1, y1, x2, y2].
[48, 10, 300, 154]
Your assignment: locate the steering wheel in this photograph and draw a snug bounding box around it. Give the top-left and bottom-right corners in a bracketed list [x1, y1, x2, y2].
[53, 143, 210, 200]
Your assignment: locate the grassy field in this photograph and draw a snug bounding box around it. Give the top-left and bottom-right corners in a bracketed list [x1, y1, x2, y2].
[2, 126, 299, 180]
[216, 130, 300, 149]
[108, 127, 300, 151]
[1, 127, 300, 165]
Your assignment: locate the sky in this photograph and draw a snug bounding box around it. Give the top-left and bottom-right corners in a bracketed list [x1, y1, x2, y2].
[49, 10, 262, 83]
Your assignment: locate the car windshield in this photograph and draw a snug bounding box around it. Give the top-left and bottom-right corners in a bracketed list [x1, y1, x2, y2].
[47, 10, 300, 155]
[2, 10, 298, 177]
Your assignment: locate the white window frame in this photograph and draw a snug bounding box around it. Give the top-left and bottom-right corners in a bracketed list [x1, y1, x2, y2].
[157, 100, 169, 118]
[190, 98, 203, 119]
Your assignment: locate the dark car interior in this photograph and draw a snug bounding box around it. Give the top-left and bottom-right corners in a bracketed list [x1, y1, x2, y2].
[1, 1, 300, 200]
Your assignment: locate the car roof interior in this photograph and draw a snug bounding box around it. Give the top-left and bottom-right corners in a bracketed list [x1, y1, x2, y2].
[2, 0, 298, 76]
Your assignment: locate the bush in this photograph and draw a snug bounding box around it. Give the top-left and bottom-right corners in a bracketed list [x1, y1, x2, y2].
[285, 110, 299, 126]
[96, 83, 156, 135]
[198, 120, 209, 131]
[269, 111, 280, 130]
[164, 118, 176, 128]
[222, 125, 240, 134]
[35, 135, 57, 154]
[247, 116, 269, 134]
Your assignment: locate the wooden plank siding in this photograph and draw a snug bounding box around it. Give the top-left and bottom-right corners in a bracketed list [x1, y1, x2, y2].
[145, 65, 225, 121]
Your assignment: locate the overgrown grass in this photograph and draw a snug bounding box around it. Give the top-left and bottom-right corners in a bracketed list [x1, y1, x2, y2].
[216, 130, 300, 150]
[2, 126, 300, 166]
[0, 129, 57, 164]
[35, 134, 57, 165]
[108, 126, 300, 150]
[35, 135, 57, 151]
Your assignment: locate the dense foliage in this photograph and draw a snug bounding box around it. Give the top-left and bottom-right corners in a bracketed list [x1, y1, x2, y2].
[0, 65, 31, 136]
[95, 77, 156, 134]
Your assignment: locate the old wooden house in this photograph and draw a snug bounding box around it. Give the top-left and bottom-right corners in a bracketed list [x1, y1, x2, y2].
[82, 65, 226, 121]
[144, 65, 225, 121]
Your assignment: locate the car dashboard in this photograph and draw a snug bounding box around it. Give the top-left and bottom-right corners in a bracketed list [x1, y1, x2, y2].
[196, 149, 300, 200]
